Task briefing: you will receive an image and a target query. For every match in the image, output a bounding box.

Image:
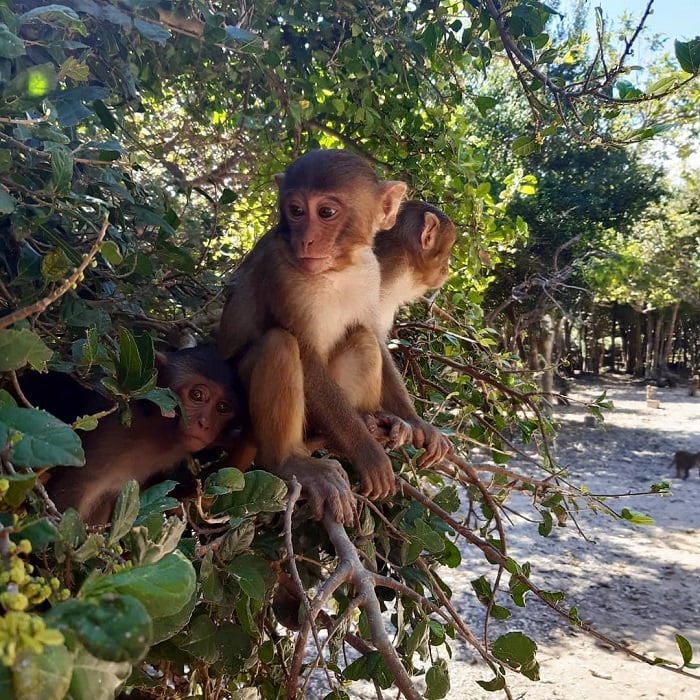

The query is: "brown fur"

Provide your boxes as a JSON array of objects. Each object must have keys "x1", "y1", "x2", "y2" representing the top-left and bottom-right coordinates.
[
  {"x1": 673, "y1": 450, "x2": 700, "y2": 479},
  {"x1": 218, "y1": 149, "x2": 406, "y2": 524},
  {"x1": 47, "y1": 346, "x2": 238, "y2": 525}
]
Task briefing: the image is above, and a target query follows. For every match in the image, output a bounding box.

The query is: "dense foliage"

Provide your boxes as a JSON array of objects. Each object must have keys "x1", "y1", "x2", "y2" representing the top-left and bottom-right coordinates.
[{"x1": 1, "y1": 1, "x2": 699, "y2": 699}]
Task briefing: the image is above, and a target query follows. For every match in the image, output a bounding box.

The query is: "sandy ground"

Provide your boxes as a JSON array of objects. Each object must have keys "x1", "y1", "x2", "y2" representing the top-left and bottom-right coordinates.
[{"x1": 436, "y1": 374, "x2": 700, "y2": 700}]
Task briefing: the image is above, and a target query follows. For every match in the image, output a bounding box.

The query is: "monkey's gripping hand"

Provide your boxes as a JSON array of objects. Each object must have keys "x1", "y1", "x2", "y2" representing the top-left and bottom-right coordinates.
[
  {"x1": 408, "y1": 418, "x2": 452, "y2": 467},
  {"x1": 278, "y1": 454, "x2": 357, "y2": 525},
  {"x1": 364, "y1": 411, "x2": 413, "y2": 451}
]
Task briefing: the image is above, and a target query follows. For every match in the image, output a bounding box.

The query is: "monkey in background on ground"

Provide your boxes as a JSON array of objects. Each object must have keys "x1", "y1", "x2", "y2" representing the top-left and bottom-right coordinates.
[
  {"x1": 218, "y1": 149, "x2": 407, "y2": 524},
  {"x1": 671, "y1": 450, "x2": 700, "y2": 479},
  {"x1": 46, "y1": 345, "x2": 240, "y2": 525},
  {"x1": 326, "y1": 200, "x2": 456, "y2": 462},
  {"x1": 688, "y1": 375, "x2": 699, "y2": 397}
]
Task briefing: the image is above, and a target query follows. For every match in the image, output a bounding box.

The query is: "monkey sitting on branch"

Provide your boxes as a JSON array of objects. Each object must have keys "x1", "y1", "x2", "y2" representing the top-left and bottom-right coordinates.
[
  {"x1": 218, "y1": 149, "x2": 412, "y2": 524},
  {"x1": 46, "y1": 345, "x2": 240, "y2": 525},
  {"x1": 325, "y1": 199, "x2": 456, "y2": 461}
]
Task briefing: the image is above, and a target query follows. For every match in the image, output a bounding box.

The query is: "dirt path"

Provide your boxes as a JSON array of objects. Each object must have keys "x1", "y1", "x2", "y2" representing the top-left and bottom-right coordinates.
[{"x1": 440, "y1": 374, "x2": 700, "y2": 699}]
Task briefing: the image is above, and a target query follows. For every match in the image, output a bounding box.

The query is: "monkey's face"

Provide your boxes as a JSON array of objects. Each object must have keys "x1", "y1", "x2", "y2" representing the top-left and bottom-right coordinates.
[
  {"x1": 176, "y1": 375, "x2": 236, "y2": 452},
  {"x1": 281, "y1": 191, "x2": 351, "y2": 274}
]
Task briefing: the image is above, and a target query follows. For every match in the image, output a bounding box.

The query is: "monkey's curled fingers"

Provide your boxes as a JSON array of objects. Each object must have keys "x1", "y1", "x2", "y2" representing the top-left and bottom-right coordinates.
[
  {"x1": 410, "y1": 419, "x2": 452, "y2": 468},
  {"x1": 351, "y1": 443, "x2": 396, "y2": 500},
  {"x1": 363, "y1": 411, "x2": 413, "y2": 451},
  {"x1": 277, "y1": 455, "x2": 356, "y2": 525}
]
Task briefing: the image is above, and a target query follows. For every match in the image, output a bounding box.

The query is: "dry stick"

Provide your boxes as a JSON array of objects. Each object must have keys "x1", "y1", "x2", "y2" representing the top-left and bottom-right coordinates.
[
  {"x1": 283, "y1": 480, "x2": 336, "y2": 698},
  {"x1": 286, "y1": 507, "x2": 423, "y2": 700},
  {"x1": 0, "y1": 218, "x2": 108, "y2": 331},
  {"x1": 399, "y1": 478, "x2": 700, "y2": 680}
]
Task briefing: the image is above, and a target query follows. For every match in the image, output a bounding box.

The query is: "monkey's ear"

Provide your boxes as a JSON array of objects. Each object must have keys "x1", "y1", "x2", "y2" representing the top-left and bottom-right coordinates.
[
  {"x1": 155, "y1": 351, "x2": 169, "y2": 368},
  {"x1": 377, "y1": 181, "x2": 407, "y2": 229},
  {"x1": 420, "y1": 212, "x2": 441, "y2": 250},
  {"x1": 274, "y1": 173, "x2": 285, "y2": 190}
]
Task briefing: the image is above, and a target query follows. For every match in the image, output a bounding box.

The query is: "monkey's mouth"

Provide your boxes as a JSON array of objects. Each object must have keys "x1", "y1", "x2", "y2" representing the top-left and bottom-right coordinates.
[
  {"x1": 297, "y1": 256, "x2": 332, "y2": 274},
  {"x1": 181, "y1": 431, "x2": 211, "y2": 451}
]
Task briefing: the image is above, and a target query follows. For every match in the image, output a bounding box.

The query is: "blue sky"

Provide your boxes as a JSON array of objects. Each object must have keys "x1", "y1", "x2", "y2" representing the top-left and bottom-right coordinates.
[
  {"x1": 573, "y1": 0, "x2": 700, "y2": 43},
  {"x1": 593, "y1": 0, "x2": 700, "y2": 42}
]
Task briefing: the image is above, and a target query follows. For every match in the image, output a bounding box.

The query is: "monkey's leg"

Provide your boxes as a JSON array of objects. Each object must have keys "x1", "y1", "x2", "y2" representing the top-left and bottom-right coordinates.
[
  {"x1": 327, "y1": 326, "x2": 412, "y2": 450},
  {"x1": 379, "y1": 344, "x2": 452, "y2": 467},
  {"x1": 243, "y1": 328, "x2": 355, "y2": 524}
]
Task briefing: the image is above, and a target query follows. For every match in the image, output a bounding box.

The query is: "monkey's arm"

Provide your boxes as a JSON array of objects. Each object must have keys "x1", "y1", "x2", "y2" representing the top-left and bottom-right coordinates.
[
  {"x1": 301, "y1": 350, "x2": 395, "y2": 499},
  {"x1": 379, "y1": 344, "x2": 452, "y2": 467}
]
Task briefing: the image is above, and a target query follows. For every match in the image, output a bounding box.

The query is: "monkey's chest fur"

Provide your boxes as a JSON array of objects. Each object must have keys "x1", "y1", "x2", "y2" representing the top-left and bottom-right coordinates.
[{"x1": 281, "y1": 248, "x2": 382, "y2": 360}]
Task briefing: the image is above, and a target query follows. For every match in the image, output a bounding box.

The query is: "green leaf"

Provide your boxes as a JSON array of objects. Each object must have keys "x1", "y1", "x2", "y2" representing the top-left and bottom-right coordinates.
[
  {"x1": 204, "y1": 467, "x2": 245, "y2": 496},
  {"x1": 133, "y1": 18, "x2": 171, "y2": 45},
  {"x1": 18, "y1": 5, "x2": 86, "y2": 34},
  {"x1": 0, "y1": 329, "x2": 53, "y2": 372},
  {"x1": 46, "y1": 594, "x2": 153, "y2": 663},
  {"x1": 100, "y1": 240, "x2": 123, "y2": 265},
  {"x1": 676, "y1": 634, "x2": 693, "y2": 665},
  {"x1": 476, "y1": 673, "x2": 506, "y2": 691},
  {"x1": 11, "y1": 644, "x2": 73, "y2": 700},
  {"x1": 425, "y1": 659, "x2": 450, "y2": 700},
  {"x1": 81, "y1": 550, "x2": 196, "y2": 630},
  {"x1": 2, "y1": 472, "x2": 37, "y2": 508},
  {"x1": 492, "y1": 631, "x2": 539, "y2": 681},
  {"x1": 45, "y1": 143, "x2": 73, "y2": 192},
  {"x1": 137, "y1": 480, "x2": 180, "y2": 523},
  {"x1": 108, "y1": 479, "x2": 140, "y2": 544},
  {"x1": 227, "y1": 554, "x2": 276, "y2": 601},
  {"x1": 0, "y1": 188, "x2": 15, "y2": 214},
  {"x1": 93, "y1": 99, "x2": 117, "y2": 132},
  {"x1": 511, "y1": 134, "x2": 540, "y2": 157},
  {"x1": 178, "y1": 614, "x2": 220, "y2": 664},
  {"x1": 474, "y1": 95, "x2": 498, "y2": 117},
  {"x1": 212, "y1": 470, "x2": 287, "y2": 517},
  {"x1": 65, "y1": 647, "x2": 132, "y2": 700},
  {"x1": 675, "y1": 38, "x2": 700, "y2": 74},
  {"x1": 620, "y1": 508, "x2": 654, "y2": 526},
  {"x1": 0, "y1": 407, "x2": 84, "y2": 468},
  {"x1": 343, "y1": 650, "x2": 393, "y2": 689},
  {"x1": 0, "y1": 23, "x2": 26, "y2": 58}
]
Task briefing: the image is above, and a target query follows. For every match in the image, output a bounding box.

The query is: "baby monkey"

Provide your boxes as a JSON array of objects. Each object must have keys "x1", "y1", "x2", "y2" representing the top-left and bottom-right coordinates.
[
  {"x1": 47, "y1": 345, "x2": 240, "y2": 525},
  {"x1": 671, "y1": 450, "x2": 700, "y2": 479}
]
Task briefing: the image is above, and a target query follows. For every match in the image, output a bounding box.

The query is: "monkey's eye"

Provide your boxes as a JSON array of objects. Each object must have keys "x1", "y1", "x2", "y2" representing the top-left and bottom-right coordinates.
[
  {"x1": 318, "y1": 206, "x2": 337, "y2": 219},
  {"x1": 287, "y1": 203, "x2": 305, "y2": 218},
  {"x1": 189, "y1": 387, "x2": 205, "y2": 402},
  {"x1": 216, "y1": 401, "x2": 233, "y2": 415}
]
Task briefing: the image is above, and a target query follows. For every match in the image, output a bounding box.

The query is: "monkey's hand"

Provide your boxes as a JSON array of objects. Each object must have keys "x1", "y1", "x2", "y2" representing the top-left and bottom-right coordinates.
[
  {"x1": 277, "y1": 455, "x2": 356, "y2": 524},
  {"x1": 409, "y1": 418, "x2": 452, "y2": 467},
  {"x1": 349, "y1": 440, "x2": 396, "y2": 501},
  {"x1": 364, "y1": 411, "x2": 413, "y2": 451}
]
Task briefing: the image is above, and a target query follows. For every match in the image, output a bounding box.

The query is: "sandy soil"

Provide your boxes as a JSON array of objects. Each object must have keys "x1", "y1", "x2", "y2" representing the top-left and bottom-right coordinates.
[{"x1": 438, "y1": 374, "x2": 700, "y2": 700}]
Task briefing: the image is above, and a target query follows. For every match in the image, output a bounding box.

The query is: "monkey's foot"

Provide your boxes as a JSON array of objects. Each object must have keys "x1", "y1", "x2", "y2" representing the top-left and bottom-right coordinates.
[
  {"x1": 409, "y1": 418, "x2": 452, "y2": 467},
  {"x1": 276, "y1": 455, "x2": 356, "y2": 525},
  {"x1": 364, "y1": 411, "x2": 413, "y2": 451}
]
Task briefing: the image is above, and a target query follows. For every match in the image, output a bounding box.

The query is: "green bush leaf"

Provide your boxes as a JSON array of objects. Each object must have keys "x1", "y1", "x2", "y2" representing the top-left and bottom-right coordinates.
[
  {"x1": 425, "y1": 658, "x2": 450, "y2": 699},
  {"x1": 203, "y1": 467, "x2": 246, "y2": 496},
  {"x1": 620, "y1": 508, "x2": 654, "y2": 526},
  {"x1": 0, "y1": 328, "x2": 53, "y2": 372},
  {"x1": 65, "y1": 647, "x2": 133, "y2": 700},
  {"x1": 81, "y1": 550, "x2": 196, "y2": 626},
  {"x1": 212, "y1": 470, "x2": 287, "y2": 517},
  {"x1": 11, "y1": 644, "x2": 73, "y2": 700},
  {"x1": 0, "y1": 407, "x2": 84, "y2": 468},
  {"x1": 46, "y1": 593, "x2": 153, "y2": 662},
  {"x1": 675, "y1": 38, "x2": 700, "y2": 74},
  {"x1": 492, "y1": 631, "x2": 539, "y2": 681},
  {"x1": 226, "y1": 554, "x2": 276, "y2": 601},
  {"x1": 108, "y1": 479, "x2": 140, "y2": 544},
  {"x1": 0, "y1": 23, "x2": 26, "y2": 58}
]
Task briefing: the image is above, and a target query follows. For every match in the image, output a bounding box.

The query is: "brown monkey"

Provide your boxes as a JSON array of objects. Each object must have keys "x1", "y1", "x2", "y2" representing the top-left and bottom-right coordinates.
[
  {"x1": 218, "y1": 149, "x2": 406, "y2": 524},
  {"x1": 47, "y1": 345, "x2": 239, "y2": 525},
  {"x1": 327, "y1": 201, "x2": 456, "y2": 462},
  {"x1": 672, "y1": 450, "x2": 700, "y2": 479}
]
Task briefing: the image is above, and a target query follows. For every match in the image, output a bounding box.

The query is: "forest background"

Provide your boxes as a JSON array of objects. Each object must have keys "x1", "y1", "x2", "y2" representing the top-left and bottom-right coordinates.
[{"x1": 0, "y1": 1, "x2": 700, "y2": 699}]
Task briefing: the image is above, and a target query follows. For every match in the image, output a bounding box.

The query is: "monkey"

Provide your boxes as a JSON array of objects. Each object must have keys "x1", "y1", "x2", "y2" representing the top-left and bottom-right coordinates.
[
  {"x1": 326, "y1": 200, "x2": 456, "y2": 460},
  {"x1": 46, "y1": 345, "x2": 240, "y2": 525},
  {"x1": 218, "y1": 149, "x2": 407, "y2": 524},
  {"x1": 688, "y1": 375, "x2": 699, "y2": 397},
  {"x1": 671, "y1": 450, "x2": 700, "y2": 479}
]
